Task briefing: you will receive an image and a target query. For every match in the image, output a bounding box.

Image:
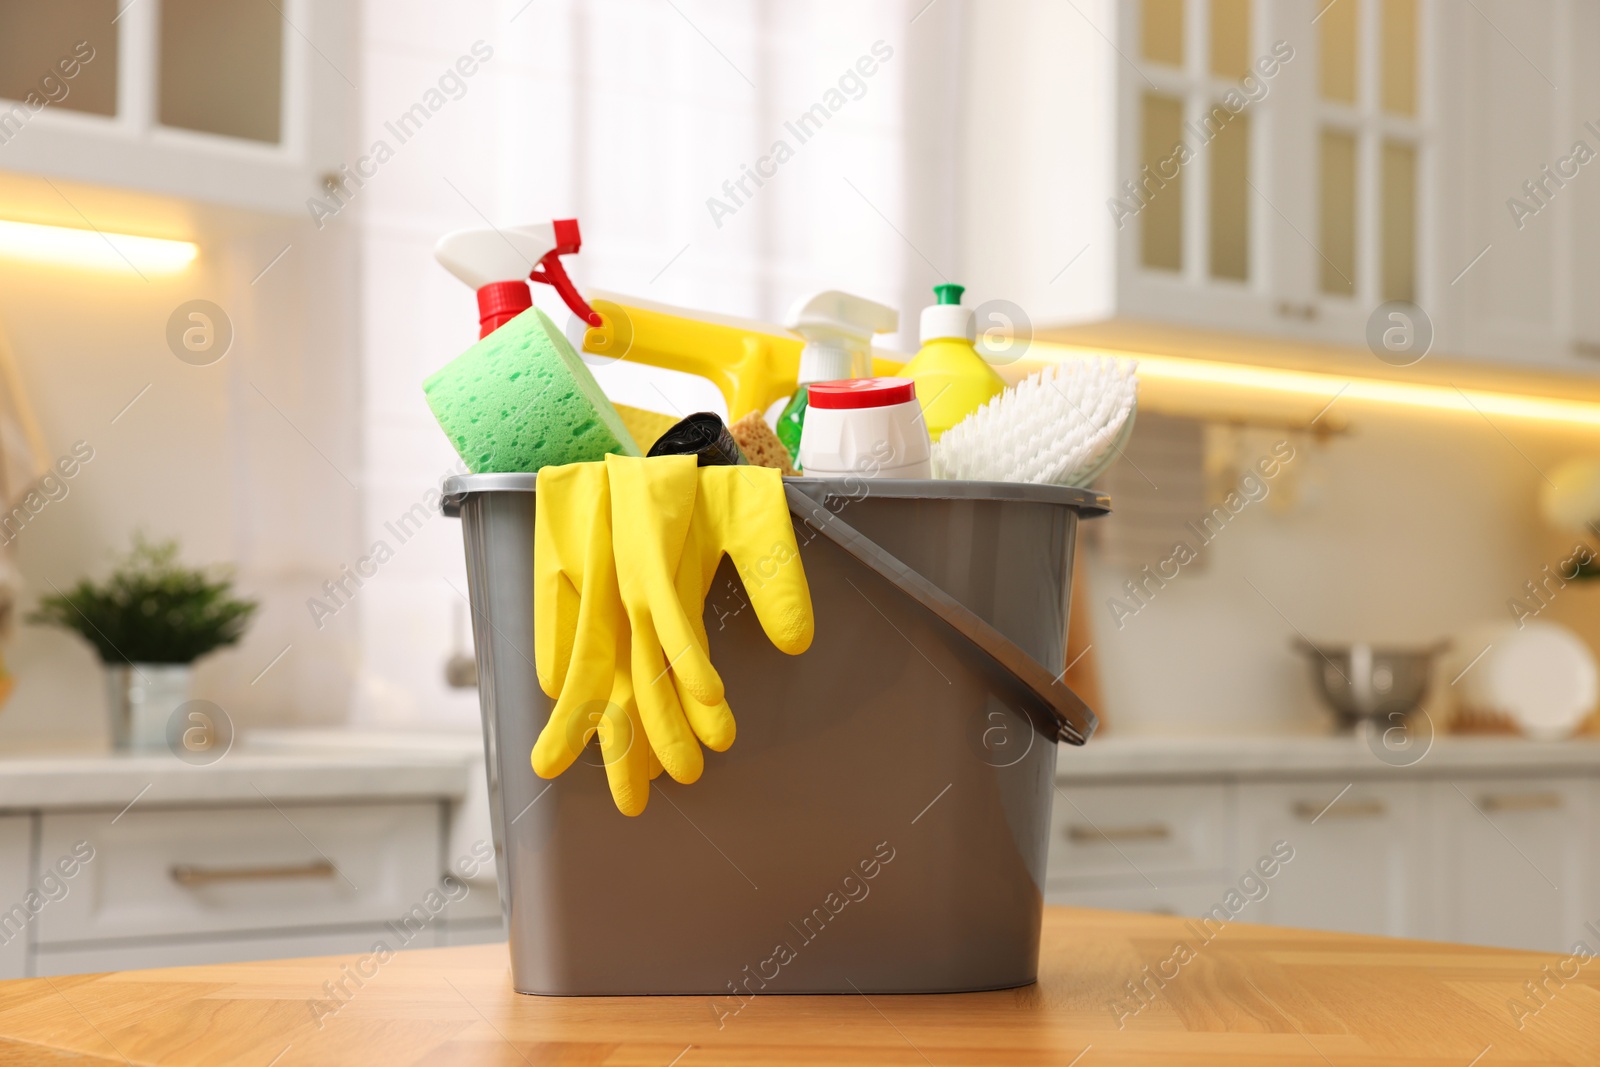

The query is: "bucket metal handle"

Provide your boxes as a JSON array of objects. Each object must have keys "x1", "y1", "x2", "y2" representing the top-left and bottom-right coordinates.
[{"x1": 785, "y1": 484, "x2": 1098, "y2": 745}]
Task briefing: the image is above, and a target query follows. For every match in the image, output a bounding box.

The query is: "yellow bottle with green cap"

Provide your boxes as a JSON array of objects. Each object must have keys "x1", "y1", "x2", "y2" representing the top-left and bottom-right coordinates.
[{"x1": 900, "y1": 283, "x2": 1006, "y2": 441}]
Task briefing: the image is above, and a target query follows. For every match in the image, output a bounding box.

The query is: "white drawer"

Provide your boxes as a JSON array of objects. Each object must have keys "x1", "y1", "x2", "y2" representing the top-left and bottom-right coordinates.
[
  {"x1": 1046, "y1": 880, "x2": 1232, "y2": 918},
  {"x1": 1048, "y1": 783, "x2": 1230, "y2": 885},
  {"x1": 38, "y1": 802, "x2": 442, "y2": 944}
]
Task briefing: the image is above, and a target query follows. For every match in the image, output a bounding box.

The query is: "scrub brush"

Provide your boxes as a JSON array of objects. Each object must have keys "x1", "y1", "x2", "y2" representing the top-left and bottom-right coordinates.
[{"x1": 931, "y1": 358, "x2": 1137, "y2": 487}]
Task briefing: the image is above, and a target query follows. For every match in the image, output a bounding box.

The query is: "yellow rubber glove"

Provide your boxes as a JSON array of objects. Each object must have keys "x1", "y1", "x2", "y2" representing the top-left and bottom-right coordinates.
[
  {"x1": 531, "y1": 461, "x2": 656, "y2": 816},
  {"x1": 607, "y1": 454, "x2": 714, "y2": 784},
  {"x1": 658, "y1": 464, "x2": 814, "y2": 754},
  {"x1": 662, "y1": 523, "x2": 739, "y2": 755},
  {"x1": 608, "y1": 459, "x2": 813, "y2": 776},
  {"x1": 685, "y1": 464, "x2": 815, "y2": 660},
  {"x1": 532, "y1": 458, "x2": 811, "y2": 812},
  {"x1": 533, "y1": 462, "x2": 611, "y2": 702}
]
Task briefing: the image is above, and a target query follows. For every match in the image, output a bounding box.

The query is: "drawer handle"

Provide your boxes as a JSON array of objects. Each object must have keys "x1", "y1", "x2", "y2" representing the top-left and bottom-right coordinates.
[
  {"x1": 1481, "y1": 792, "x2": 1563, "y2": 813},
  {"x1": 1292, "y1": 798, "x2": 1387, "y2": 820},
  {"x1": 170, "y1": 860, "x2": 336, "y2": 887},
  {"x1": 1066, "y1": 823, "x2": 1171, "y2": 844},
  {"x1": 1275, "y1": 300, "x2": 1319, "y2": 321}
]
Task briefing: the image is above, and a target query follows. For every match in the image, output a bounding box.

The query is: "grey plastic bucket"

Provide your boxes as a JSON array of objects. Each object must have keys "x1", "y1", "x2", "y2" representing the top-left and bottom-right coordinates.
[{"x1": 443, "y1": 474, "x2": 1106, "y2": 996}]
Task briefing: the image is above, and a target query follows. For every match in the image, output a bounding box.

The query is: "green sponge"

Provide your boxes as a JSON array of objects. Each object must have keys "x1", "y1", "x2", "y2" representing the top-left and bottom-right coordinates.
[{"x1": 423, "y1": 308, "x2": 641, "y2": 473}]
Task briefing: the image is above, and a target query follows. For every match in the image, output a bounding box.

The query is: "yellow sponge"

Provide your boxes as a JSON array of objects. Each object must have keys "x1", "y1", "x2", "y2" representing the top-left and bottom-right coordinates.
[{"x1": 730, "y1": 410, "x2": 797, "y2": 476}]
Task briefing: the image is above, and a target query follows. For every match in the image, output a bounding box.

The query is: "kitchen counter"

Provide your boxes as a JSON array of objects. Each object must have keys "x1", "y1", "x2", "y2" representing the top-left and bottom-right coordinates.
[
  {"x1": 0, "y1": 735, "x2": 477, "y2": 811},
  {"x1": 1058, "y1": 731, "x2": 1600, "y2": 780},
  {"x1": 0, "y1": 907, "x2": 1588, "y2": 1065},
  {"x1": 0, "y1": 732, "x2": 496, "y2": 980}
]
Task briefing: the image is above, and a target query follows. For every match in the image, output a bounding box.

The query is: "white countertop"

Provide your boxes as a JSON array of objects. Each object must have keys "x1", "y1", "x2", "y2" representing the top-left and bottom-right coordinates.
[
  {"x1": 13, "y1": 728, "x2": 1595, "y2": 809},
  {"x1": 1058, "y1": 732, "x2": 1600, "y2": 780},
  {"x1": 0, "y1": 732, "x2": 479, "y2": 811}
]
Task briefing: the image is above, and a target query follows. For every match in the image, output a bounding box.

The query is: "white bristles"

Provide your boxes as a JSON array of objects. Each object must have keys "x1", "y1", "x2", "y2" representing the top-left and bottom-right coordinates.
[{"x1": 932, "y1": 359, "x2": 1138, "y2": 486}]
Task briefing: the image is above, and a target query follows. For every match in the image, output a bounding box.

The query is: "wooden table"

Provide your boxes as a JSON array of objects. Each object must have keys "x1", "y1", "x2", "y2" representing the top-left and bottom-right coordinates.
[{"x1": 1, "y1": 908, "x2": 1596, "y2": 1066}]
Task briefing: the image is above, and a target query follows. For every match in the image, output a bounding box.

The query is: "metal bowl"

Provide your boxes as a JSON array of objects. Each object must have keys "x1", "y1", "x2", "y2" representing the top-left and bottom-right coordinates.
[{"x1": 1296, "y1": 640, "x2": 1449, "y2": 727}]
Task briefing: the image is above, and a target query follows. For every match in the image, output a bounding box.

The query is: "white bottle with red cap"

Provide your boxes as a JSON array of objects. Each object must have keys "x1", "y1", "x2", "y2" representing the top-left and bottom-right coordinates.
[
  {"x1": 797, "y1": 378, "x2": 933, "y2": 480},
  {"x1": 433, "y1": 218, "x2": 601, "y2": 338}
]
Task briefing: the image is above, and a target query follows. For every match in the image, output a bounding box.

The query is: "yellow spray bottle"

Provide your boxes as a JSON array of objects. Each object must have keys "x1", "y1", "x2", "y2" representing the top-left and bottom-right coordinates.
[{"x1": 900, "y1": 283, "x2": 1005, "y2": 441}]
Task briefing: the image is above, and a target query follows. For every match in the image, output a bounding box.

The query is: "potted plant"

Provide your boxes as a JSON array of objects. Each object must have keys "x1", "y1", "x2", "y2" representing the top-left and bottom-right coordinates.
[{"x1": 31, "y1": 536, "x2": 257, "y2": 750}]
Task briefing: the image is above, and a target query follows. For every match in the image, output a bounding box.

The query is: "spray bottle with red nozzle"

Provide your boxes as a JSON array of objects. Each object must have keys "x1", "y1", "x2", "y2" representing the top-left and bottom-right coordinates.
[{"x1": 433, "y1": 218, "x2": 601, "y2": 338}]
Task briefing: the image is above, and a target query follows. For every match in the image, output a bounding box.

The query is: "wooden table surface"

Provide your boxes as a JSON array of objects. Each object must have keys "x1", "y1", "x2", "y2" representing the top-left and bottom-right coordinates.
[{"x1": 1, "y1": 907, "x2": 1596, "y2": 1066}]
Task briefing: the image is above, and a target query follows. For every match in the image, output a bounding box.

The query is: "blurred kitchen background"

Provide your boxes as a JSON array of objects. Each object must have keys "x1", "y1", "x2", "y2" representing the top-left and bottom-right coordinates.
[{"x1": 3, "y1": 0, "x2": 1600, "y2": 976}]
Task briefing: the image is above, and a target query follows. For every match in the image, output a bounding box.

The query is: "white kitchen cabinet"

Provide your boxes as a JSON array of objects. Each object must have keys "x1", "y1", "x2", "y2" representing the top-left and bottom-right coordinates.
[
  {"x1": 1049, "y1": 765, "x2": 1598, "y2": 951},
  {"x1": 436, "y1": 861, "x2": 504, "y2": 947},
  {"x1": 1432, "y1": 1, "x2": 1600, "y2": 370},
  {"x1": 1047, "y1": 880, "x2": 1233, "y2": 917},
  {"x1": 1566, "y1": 1, "x2": 1600, "y2": 359},
  {"x1": 962, "y1": 0, "x2": 1600, "y2": 373},
  {"x1": 0, "y1": 816, "x2": 31, "y2": 979},
  {"x1": 1048, "y1": 782, "x2": 1233, "y2": 888},
  {"x1": 1055, "y1": 738, "x2": 1600, "y2": 951},
  {"x1": 0, "y1": 743, "x2": 482, "y2": 976},
  {"x1": 0, "y1": 0, "x2": 353, "y2": 215},
  {"x1": 439, "y1": 917, "x2": 504, "y2": 946},
  {"x1": 1431, "y1": 776, "x2": 1592, "y2": 953},
  {"x1": 37, "y1": 802, "x2": 442, "y2": 946},
  {"x1": 963, "y1": 0, "x2": 1422, "y2": 350},
  {"x1": 1045, "y1": 782, "x2": 1239, "y2": 916},
  {"x1": 1233, "y1": 781, "x2": 1427, "y2": 938}
]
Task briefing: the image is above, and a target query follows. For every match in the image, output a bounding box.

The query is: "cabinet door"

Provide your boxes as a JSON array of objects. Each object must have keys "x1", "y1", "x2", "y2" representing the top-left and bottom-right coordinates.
[
  {"x1": 0, "y1": 0, "x2": 351, "y2": 214},
  {"x1": 0, "y1": 816, "x2": 30, "y2": 979},
  {"x1": 1234, "y1": 781, "x2": 1425, "y2": 938},
  {"x1": 1564, "y1": 0, "x2": 1600, "y2": 357},
  {"x1": 1433, "y1": 777, "x2": 1591, "y2": 952},
  {"x1": 1116, "y1": 0, "x2": 1293, "y2": 334},
  {"x1": 1113, "y1": 0, "x2": 1431, "y2": 349},
  {"x1": 1437, "y1": 2, "x2": 1572, "y2": 368},
  {"x1": 1304, "y1": 0, "x2": 1427, "y2": 345}
]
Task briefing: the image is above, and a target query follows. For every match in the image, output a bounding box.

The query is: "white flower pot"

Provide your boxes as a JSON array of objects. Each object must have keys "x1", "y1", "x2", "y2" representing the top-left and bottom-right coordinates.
[{"x1": 105, "y1": 663, "x2": 192, "y2": 751}]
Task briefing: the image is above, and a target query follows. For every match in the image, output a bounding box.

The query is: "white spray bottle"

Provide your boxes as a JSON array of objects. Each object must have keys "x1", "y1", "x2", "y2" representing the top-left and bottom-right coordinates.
[
  {"x1": 775, "y1": 291, "x2": 898, "y2": 466},
  {"x1": 433, "y1": 218, "x2": 600, "y2": 338}
]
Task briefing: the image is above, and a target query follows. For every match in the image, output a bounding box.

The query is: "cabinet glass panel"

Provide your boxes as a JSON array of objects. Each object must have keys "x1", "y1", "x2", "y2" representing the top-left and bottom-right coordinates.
[
  {"x1": 1141, "y1": 0, "x2": 1185, "y2": 67},
  {"x1": 1209, "y1": 108, "x2": 1249, "y2": 280},
  {"x1": 1319, "y1": 129, "x2": 1357, "y2": 295},
  {"x1": 1318, "y1": 0, "x2": 1358, "y2": 103},
  {"x1": 159, "y1": 0, "x2": 283, "y2": 143},
  {"x1": 1380, "y1": 0, "x2": 1418, "y2": 115},
  {"x1": 1209, "y1": 0, "x2": 1251, "y2": 80},
  {"x1": 0, "y1": 0, "x2": 118, "y2": 117},
  {"x1": 1381, "y1": 140, "x2": 1416, "y2": 301},
  {"x1": 1140, "y1": 93, "x2": 1185, "y2": 271}
]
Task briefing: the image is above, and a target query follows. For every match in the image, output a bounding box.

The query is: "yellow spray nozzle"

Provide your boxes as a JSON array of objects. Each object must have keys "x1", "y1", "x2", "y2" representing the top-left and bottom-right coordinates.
[{"x1": 582, "y1": 291, "x2": 903, "y2": 422}]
